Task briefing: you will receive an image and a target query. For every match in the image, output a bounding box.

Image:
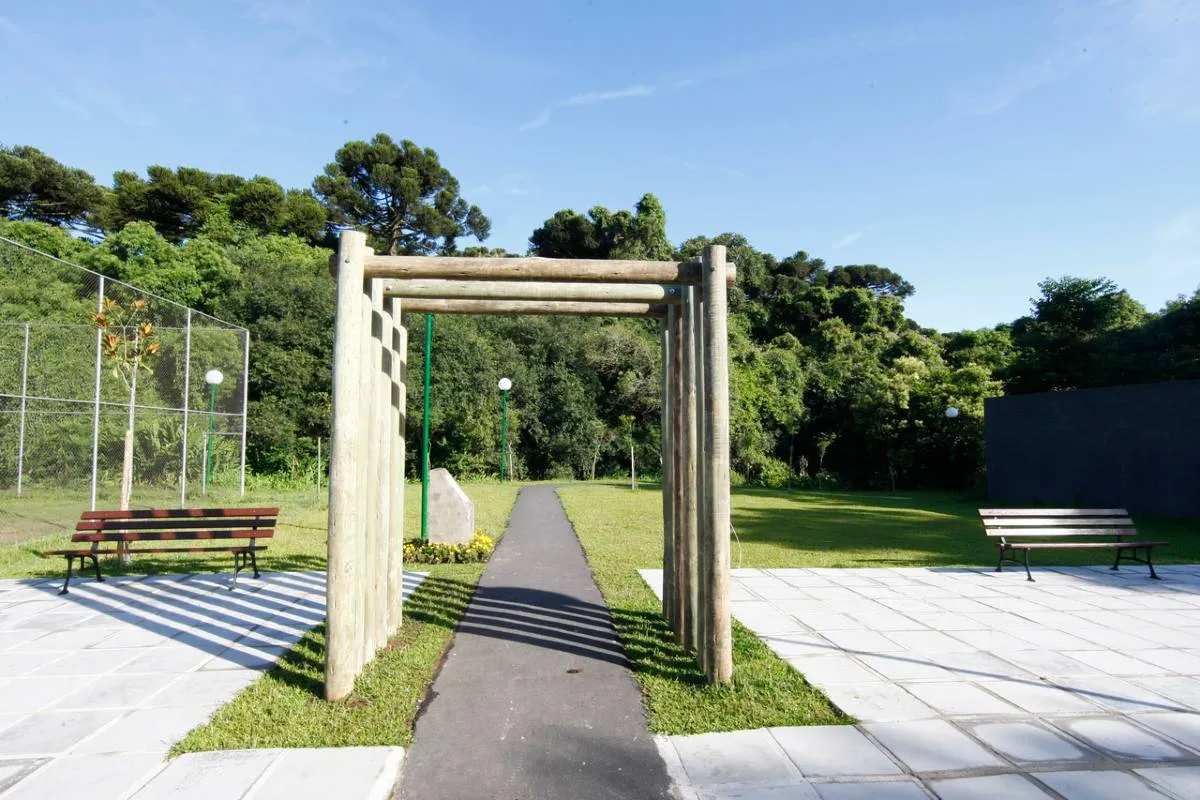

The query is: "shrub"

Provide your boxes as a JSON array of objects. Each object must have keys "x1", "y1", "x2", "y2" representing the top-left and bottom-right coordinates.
[{"x1": 403, "y1": 531, "x2": 495, "y2": 564}]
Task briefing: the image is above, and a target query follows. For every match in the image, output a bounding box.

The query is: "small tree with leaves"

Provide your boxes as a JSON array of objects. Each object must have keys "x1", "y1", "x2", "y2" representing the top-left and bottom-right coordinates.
[{"x1": 94, "y1": 298, "x2": 160, "y2": 550}]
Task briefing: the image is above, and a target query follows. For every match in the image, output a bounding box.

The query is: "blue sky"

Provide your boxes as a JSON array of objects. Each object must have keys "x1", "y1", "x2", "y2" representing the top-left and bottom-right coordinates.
[{"x1": 2, "y1": 0, "x2": 1198, "y2": 331}]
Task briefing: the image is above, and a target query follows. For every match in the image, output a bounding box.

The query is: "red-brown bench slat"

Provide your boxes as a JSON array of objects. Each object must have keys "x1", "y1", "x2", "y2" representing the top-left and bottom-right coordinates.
[
  {"x1": 80, "y1": 507, "x2": 278, "y2": 520},
  {"x1": 76, "y1": 518, "x2": 276, "y2": 532},
  {"x1": 44, "y1": 546, "x2": 269, "y2": 556},
  {"x1": 69, "y1": 530, "x2": 275, "y2": 543}
]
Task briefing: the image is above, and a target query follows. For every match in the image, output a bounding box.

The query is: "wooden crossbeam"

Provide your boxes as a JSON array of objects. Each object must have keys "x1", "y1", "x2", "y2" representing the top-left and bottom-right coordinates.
[
  {"x1": 358, "y1": 254, "x2": 737, "y2": 286},
  {"x1": 395, "y1": 299, "x2": 668, "y2": 317},
  {"x1": 383, "y1": 278, "x2": 684, "y2": 304}
]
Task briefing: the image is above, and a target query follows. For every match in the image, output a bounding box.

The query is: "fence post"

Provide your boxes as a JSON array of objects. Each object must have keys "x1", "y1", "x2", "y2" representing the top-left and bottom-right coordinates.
[
  {"x1": 387, "y1": 300, "x2": 407, "y2": 633},
  {"x1": 240, "y1": 328, "x2": 249, "y2": 496},
  {"x1": 680, "y1": 286, "x2": 699, "y2": 652},
  {"x1": 16, "y1": 323, "x2": 30, "y2": 496},
  {"x1": 180, "y1": 310, "x2": 192, "y2": 506},
  {"x1": 326, "y1": 230, "x2": 367, "y2": 701},
  {"x1": 659, "y1": 314, "x2": 675, "y2": 627},
  {"x1": 89, "y1": 277, "x2": 105, "y2": 511}
]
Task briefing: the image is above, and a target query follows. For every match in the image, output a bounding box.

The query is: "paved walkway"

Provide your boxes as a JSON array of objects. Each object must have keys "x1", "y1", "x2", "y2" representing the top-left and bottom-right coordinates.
[
  {"x1": 0, "y1": 570, "x2": 422, "y2": 799},
  {"x1": 643, "y1": 565, "x2": 1200, "y2": 799},
  {"x1": 398, "y1": 485, "x2": 673, "y2": 799}
]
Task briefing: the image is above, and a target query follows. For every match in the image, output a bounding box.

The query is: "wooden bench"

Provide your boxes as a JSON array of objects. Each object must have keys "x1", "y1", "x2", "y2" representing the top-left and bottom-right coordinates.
[
  {"x1": 979, "y1": 508, "x2": 1166, "y2": 581},
  {"x1": 43, "y1": 507, "x2": 278, "y2": 594}
]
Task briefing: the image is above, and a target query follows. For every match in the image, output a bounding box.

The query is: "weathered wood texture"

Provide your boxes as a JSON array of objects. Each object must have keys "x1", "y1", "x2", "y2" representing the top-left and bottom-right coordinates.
[
  {"x1": 371, "y1": 281, "x2": 392, "y2": 653},
  {"x1": 701, "y1": 245, "x2": 733, "y2": 685},
  {"x1": 394, "y1": 299, "x2": 667, "y2": 317},
  {"x1": 692, "y1": 285, "x2": 709, "y2": 673},
  {"x1": 669, "y1": 306, "x2": 686, "y2": 642},
  {"x1": 387, "y1": 301, "x2": 406, "y2": 633},
  {"x1": 680, "y1": 285, "x2": 700, "y2": 653},
  {"x1": 326, "y1": 230, "x2": 367, "y2": 701},
  {"x1": 362, "y1": 255, "x2": 736, "y2": 286},
  {"x1": 660, "y1": 315, "x2": 676, "y2": 629},
  {"x1": 385, "y1": 279, "x2": 683, "y2": 304}
]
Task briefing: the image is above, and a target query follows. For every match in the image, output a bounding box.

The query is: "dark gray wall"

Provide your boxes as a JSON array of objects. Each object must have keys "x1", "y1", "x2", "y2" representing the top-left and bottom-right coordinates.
[{"x1": 985, "y1": 380, "x2": 1200, "y2": 518}]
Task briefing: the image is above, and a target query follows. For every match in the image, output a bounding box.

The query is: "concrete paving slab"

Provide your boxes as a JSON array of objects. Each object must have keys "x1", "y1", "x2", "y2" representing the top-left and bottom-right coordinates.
[
  {"x1": 1136, "y1": 766, "x2": 1200, "y2": 799},
  {"x1": 1054, "y1": 717, "x2": 1194, "y2": 762},
  {"x1": 1033, "y1": 769, "x2": 1173, "y2": 799},
  {"x1": 813, "y1": 780, "x2": 930, "y2": 799},
  {"x1": 967, "y1": 721, "x2": 1099, "y2": 764},
  {"x1": 769, "y1": 726, "x2": 902, "y2": 777},
  {"x1": 1132, "y1": 712, "x2": 1200, "y2": 752},
  {"x1": 927, "y1": 773, "x2": 1055, "y2": 799},
  {"x1": 865, "y1": 720, "x2": 1007, "y2": 772},
  {"x1": 252, "y1": 747, "x2": 405, "y2": 800},
  {"x1": 698, "y1": 785, "x2": 820, "y2": 800},
  {"x1": 126, "y1": 748, "x2": 276, "y2": 799},
  {"x1": 0, "y1": 753, "x2": 162, "y2": 800},
  {"x1": 672, "y1": 729, "x2": 799, "y2": 786}
]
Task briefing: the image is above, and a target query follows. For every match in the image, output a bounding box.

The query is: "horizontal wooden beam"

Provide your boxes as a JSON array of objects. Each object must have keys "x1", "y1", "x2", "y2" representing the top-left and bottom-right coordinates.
[
  {"x1": 395, "y1": 299, "x2": 667, "y2": 317},
  {"x1": 360, "y1": 255, "x2": 736, "y2": 286},
  {"x1": 383, "y1": 278, "x2": 683, "y2": 304}
]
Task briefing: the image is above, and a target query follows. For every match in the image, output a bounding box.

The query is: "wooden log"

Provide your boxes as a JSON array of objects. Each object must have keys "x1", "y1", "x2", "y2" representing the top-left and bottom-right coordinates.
[
  {"x1": 362, "y1": 254, "x2": 737, "y2": 286},
  {"x1": 693, "y1": 287, "x2": 709, "y2": 675},
  {"x1": 386, "y1": 301, "x2": 406, "y2": 633},
  {"x1": 326, "y1": 230, "x2": 366, "y2": 701},
  {"x1": 659, "y1": 314, "x2": 675, "y2": 627},
  {"x1": 359, "y1": 276, "x2": 379, "y2": 665},
  {"x1": 680, "y1": 286, "x2": 700, "y2": 653},
  {"x1": 385, "y1": 279, "x2": 683, "y2": 304},
  {"x1": 670, "y1": 305, "x2": 686, "y2": 642},
  {"x1": 372, "y1": 281, "x2": 392, "y2": 651},
  {"x1": 701, "y1": 245, "x2": 733, "y2": 685},
  {"x1": 394, "y1": 299, "x2": 667, "y2": 317}
]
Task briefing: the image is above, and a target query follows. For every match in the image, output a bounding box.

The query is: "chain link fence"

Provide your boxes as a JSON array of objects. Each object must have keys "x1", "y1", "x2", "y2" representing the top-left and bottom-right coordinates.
[{"x1": 0, "y1": 236, "x2": 248, "y2": 508}]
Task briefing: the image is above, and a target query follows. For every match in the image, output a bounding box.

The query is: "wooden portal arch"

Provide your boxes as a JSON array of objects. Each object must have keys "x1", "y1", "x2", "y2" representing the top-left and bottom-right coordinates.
[{"x1": 324, "y1": 230, "x2": 734, "y2": 700}]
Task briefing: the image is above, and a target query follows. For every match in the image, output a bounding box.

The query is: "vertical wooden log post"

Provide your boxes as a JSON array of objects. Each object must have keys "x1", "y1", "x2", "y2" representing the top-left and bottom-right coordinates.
[
  {"x1": 680, "y1": 286, "x2": 700, "y2": 652},
  {"x1": 669, "y1": 305, "x2": 686, "y2": 642},
  {"x1": 358, "y1": 272, "x2": 379, "y2": 664},
  {"x1": 372, "y1": 281, "x2": 392, "y2": 651},
  {"x1": 386, "y1": 300, "x2": 407, "y2": 633},
  {"x1": 692, "y1": 286, "x2": 710, "y2": 674},
  {"x1": 659, "y1": 315, "x2": 675, "y2": 624},
  {"x1": 327, "y1": 230, "x2": 367, "y2": 701},
  {"x1": 701, "y1": 245, "x2": 733, "y2": 684}
]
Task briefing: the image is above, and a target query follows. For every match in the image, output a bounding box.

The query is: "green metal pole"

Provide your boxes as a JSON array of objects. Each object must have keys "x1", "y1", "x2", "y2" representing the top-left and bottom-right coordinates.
[
  {"x1": 205, "y1": 383, "x2": 217, "y2": 491},
  {"x1": 421, "y1": 314, "x2": 432, "y2": 542},
  {"x1": 500, "y1": 388, "x2": 508, "y2": 482}
]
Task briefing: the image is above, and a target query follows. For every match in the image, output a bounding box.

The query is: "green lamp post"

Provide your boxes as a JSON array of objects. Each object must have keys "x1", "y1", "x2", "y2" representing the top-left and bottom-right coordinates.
[
  {"x1": 203, "y1": 368, "x2": 223, "y2": 495},
  {"x1": 498, "y1": 377, "x2": 512, "y2": 482}
]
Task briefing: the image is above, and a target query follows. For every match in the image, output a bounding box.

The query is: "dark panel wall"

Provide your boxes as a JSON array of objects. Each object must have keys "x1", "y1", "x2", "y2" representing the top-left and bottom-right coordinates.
[{"x1": 985, "y1": 380, "x2": 1200, "y2": 518}]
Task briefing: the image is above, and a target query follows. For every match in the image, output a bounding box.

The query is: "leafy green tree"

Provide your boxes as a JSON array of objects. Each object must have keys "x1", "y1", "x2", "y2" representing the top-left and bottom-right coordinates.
[
  {"x1": 0, "y1": 145, "x2": 106, "y2": 233},
  {"x1": 314, "y1": 133, "x2": 490, "y2": 255},
  {"x1": 529, "y1": 193, "x2": 671, "y2": 260}
]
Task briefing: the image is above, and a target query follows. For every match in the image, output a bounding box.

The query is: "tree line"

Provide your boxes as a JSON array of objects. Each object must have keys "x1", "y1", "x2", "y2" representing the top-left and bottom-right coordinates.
[{"x1": 2, "y1": 136, "x2": 1198, "y2": 490}]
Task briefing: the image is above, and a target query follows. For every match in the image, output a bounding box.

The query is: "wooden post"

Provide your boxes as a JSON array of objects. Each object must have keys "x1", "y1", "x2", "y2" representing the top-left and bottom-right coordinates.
[
  {"x1": 387, "y1": 300, "x2": 407, "y2": 633},
  {"x1": 326, "y1": 230, "x2": 367, "y2": 701},
  {"x1": 659, "y1": 314, "x2": 675, "y2": 625},
  {"x1": 680, "y1": 286, "x2": 700, "y2": 652},
  {"x1": 701, "y1": 245, "x2": 733, "y2": 684},
  {"x1": 358, "y1": 274, "x2": 379, "y2": 665},
  {"x1": 385, "y1": 279, "x2": 684, "y2": 304},
  {"x1": 693, "y1": 286, "x2": 710, "y2": 675},
  {"x1": 372, "y1": 281, "x2": 392, "y2": 651},
  {"x1": 670, "y1": 305, "x2": 686, "y2": 642}
]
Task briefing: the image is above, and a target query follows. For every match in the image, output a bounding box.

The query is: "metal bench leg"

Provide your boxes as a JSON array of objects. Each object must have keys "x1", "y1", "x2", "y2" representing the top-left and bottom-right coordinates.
[
  {"x1": 1146, "y1": 547, "x2": 1160, "y2": 580},
  {"x1": 60, "y1": 556, "x2": 75, "y2": 595},
  {"x1": 1111, "y1": 548, "x2": 1122, "y2": 571},
  {"x1": 89, "y1": 554, "x2": 104, "y2": 583},
  {"x1": 249, "y1": 549, "x2": 260, "y2": 579},
  {"x1": 230, "y1": 552, "x2": 244, "y2": 591},
  {"x1": 996, "y1": 545, "x2": 1005, "y2": 573},
  {"x1": 1023, "y1": 549, "x2": 1034, "y2": 582}
]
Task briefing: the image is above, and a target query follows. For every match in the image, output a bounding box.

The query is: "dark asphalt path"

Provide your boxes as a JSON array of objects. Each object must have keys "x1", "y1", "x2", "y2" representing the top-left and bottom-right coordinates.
[{"x1": 397, "y1": 485, "x2": 674, "y2": 800}]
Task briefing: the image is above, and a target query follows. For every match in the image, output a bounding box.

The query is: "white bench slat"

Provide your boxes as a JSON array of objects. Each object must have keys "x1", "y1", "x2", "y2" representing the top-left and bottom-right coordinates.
[
  {"x1": 983, "y1": 528, "x2": 1140, "y2": 537},
  {"x1": 978, "y1": 508, "x2": 1127, "y2": 517},
  {"x1": 982, "y1": 517, "x2": 1134, "y2": 527}
]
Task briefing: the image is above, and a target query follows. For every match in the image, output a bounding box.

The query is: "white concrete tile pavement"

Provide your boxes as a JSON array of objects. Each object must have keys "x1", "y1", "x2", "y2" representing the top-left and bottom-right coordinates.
[
  {"x1": 0, "y1": 570, "x2": 425, "y2": 799},
  {"x1": 646, "y1": 565, "x2": 1200, "y2": 799}
]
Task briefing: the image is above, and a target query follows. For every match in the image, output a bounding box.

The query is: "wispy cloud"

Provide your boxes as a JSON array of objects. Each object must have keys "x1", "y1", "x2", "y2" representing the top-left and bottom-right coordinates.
[
  {"x1": 515, "y1": 108, "x2": 551, "y2": 133},
  {"x1": 832, "y1": 231, "x2": 865, "y2": 249},
  {"x1": 469, "y1": 184, "x2": 494, "y2": 195},
  {"x1": 504, "y1": 188, "x2": 529, "y2": 196},
  {"x1": 562, "y1": 84, "x2": 655, "y2": 106},
  {"x1": 956, "y1": 0, "x2": 1200, "y2": 121},
  {"x1": 1157, "y1": 209, "x2": 1200, "y2": 246}
]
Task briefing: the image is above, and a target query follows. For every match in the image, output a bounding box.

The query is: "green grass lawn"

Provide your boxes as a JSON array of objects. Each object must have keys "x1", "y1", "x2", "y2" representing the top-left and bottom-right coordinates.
[{"x1": 558, "y1": 483, "x2": 1200, "y2": 735}]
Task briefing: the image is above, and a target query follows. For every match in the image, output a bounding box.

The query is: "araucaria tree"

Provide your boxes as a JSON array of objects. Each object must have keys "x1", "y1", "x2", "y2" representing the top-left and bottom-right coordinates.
[{"x1": 313, "y1": 133, "x2": 490, "y2": 255}]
